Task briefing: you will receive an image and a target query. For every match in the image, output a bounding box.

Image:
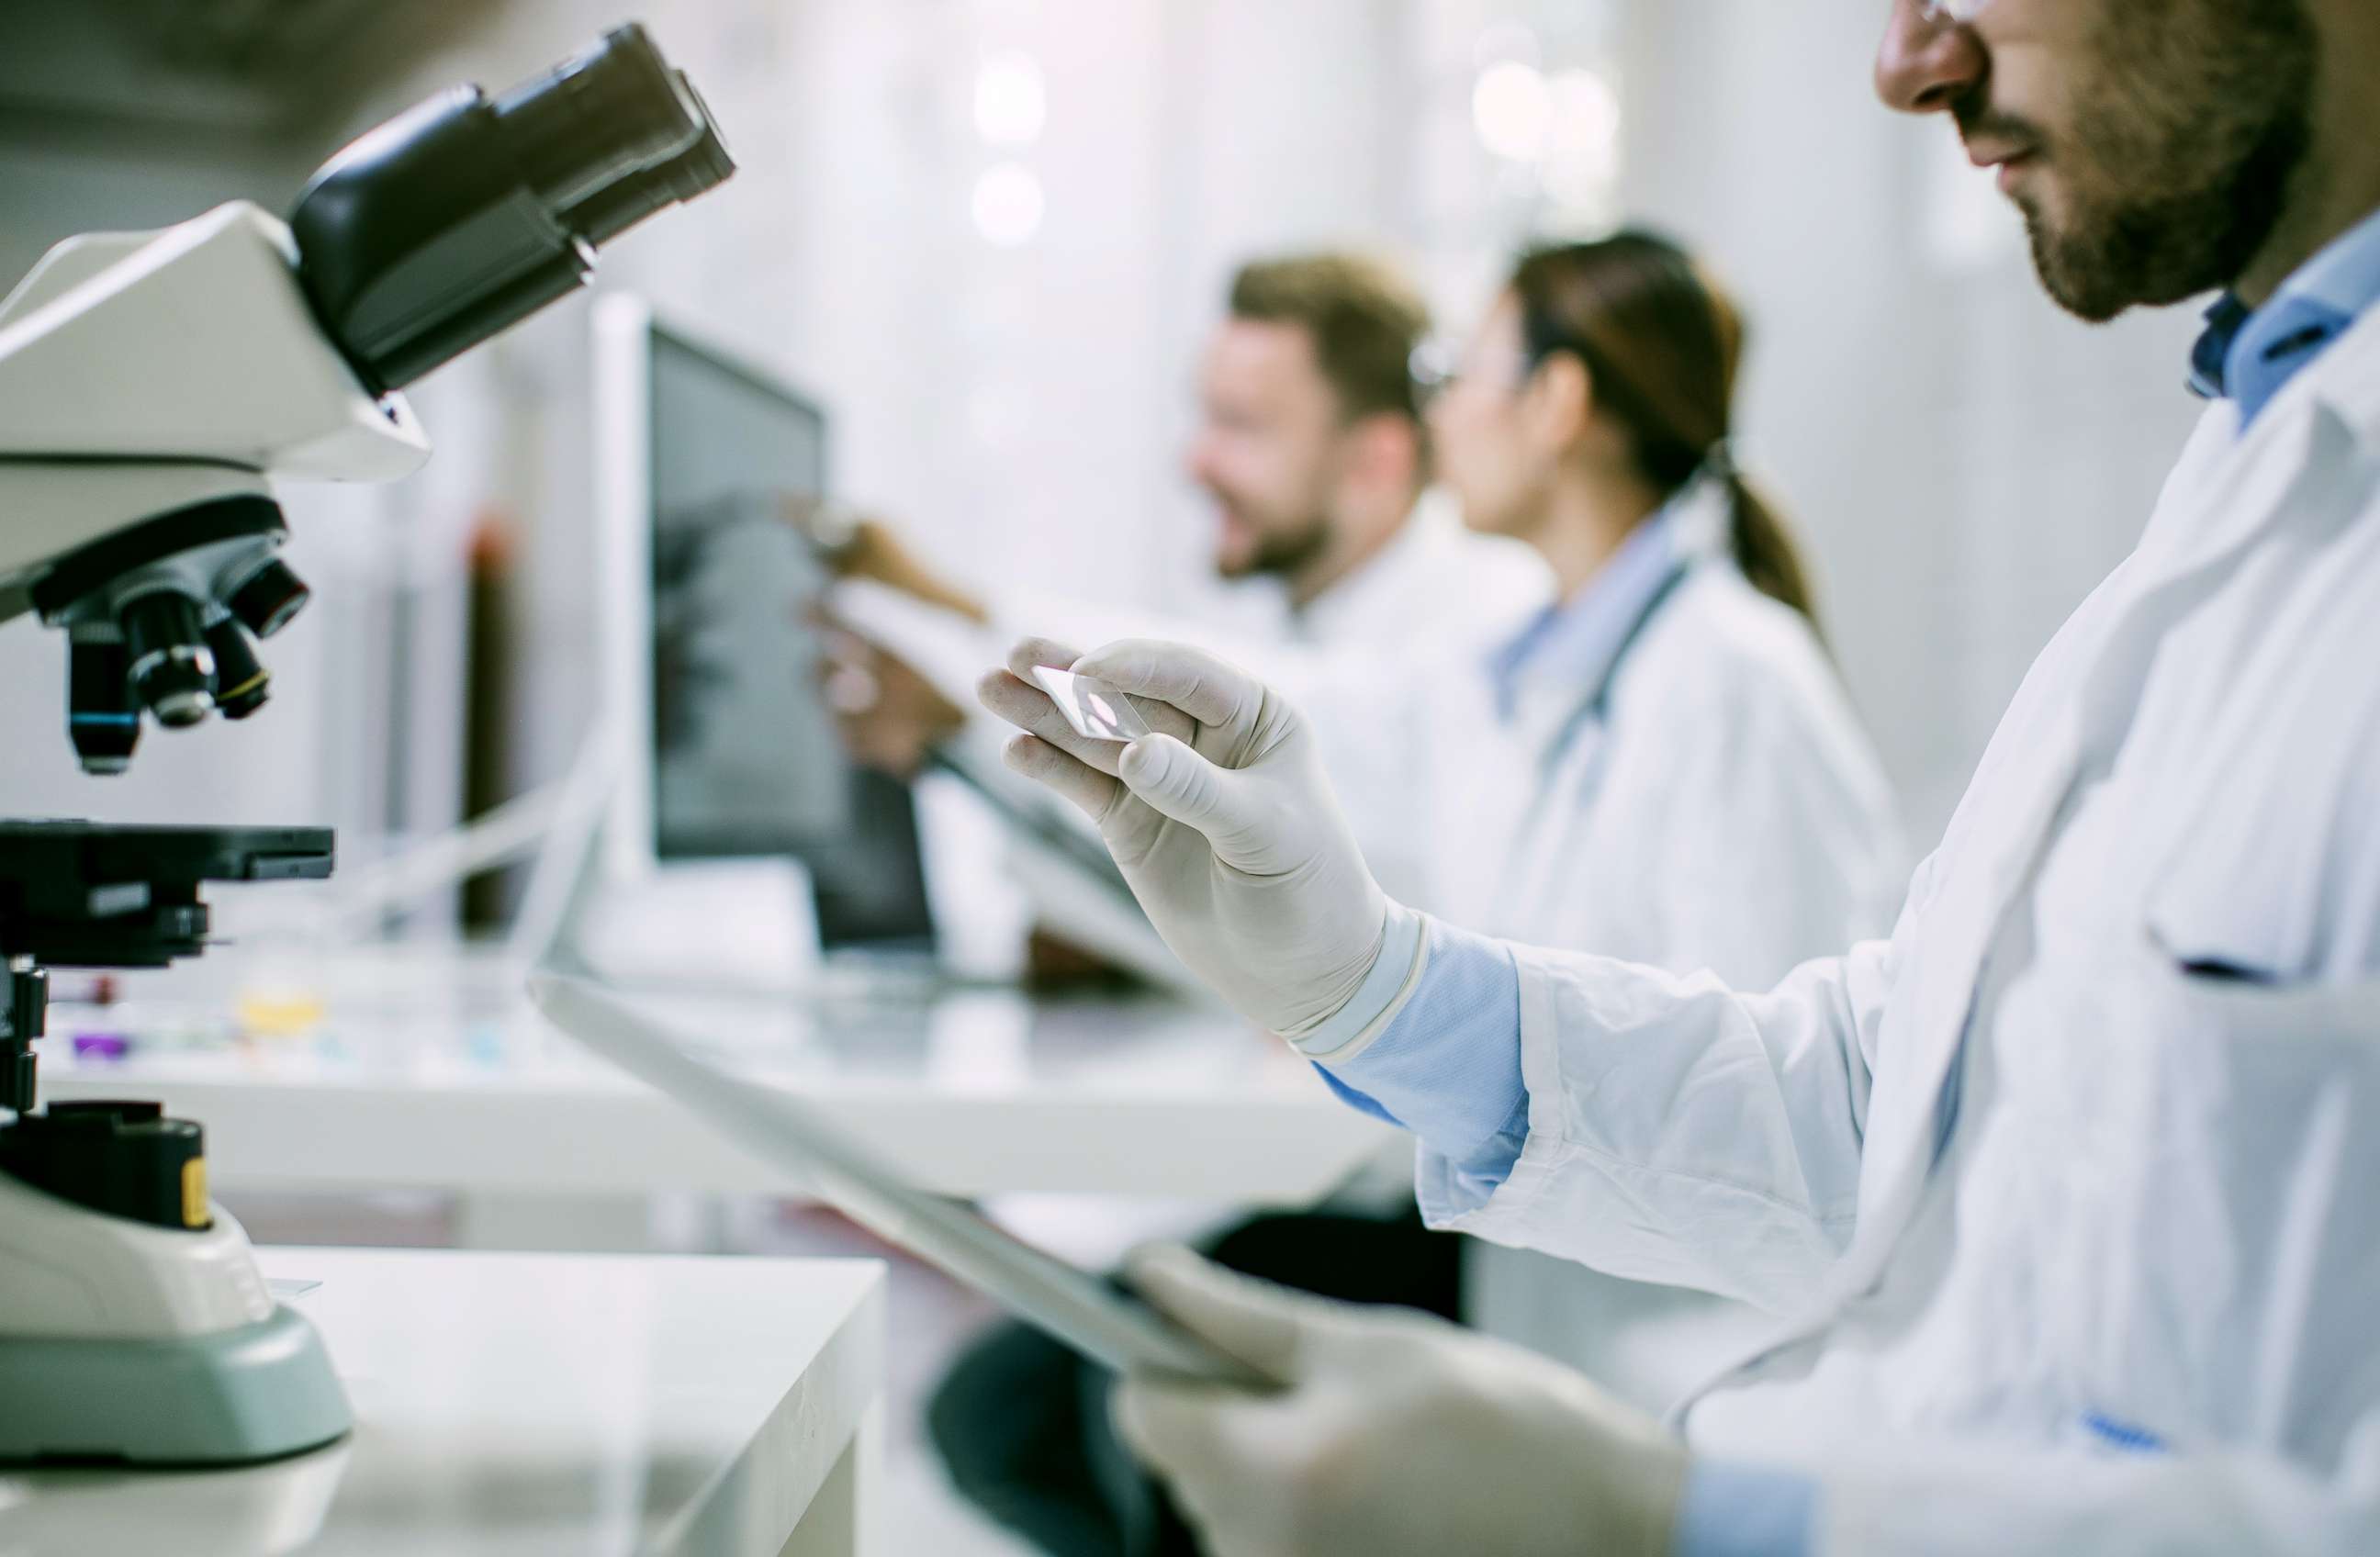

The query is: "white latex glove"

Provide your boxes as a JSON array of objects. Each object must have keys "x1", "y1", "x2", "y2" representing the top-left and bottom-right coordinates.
[
  {"x1": 1114, "y1": 1244, "x2": 1689, "y2": 1557},
  {"x1": 978, "y1": 637, "x2": 1418, "y2": 1047}
]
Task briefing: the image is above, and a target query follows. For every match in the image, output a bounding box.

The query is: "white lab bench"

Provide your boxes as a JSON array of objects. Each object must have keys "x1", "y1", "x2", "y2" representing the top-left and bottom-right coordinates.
[
  {"x1": 32, "y1": 947, "x2": 1398, "y2": 1247},
  {"x1": 0, "y1": 1246, "x2": 887, "y2": 1556}
]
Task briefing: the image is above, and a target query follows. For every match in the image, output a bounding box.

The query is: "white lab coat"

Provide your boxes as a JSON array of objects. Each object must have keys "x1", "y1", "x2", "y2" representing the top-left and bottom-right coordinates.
[
  {"x1": 1418, "y1": 304, "x2": 2380, "y2": 1551},
  {"x1": 1274, "y1": 490, "x2": 1552, "y2": 655},
  {"x1": 1433, "y1": 488, "x2": 1902, "y2": 960},
  {"x1": 1301, "y1": 484, "x2": 1903, "y2": 1406}
]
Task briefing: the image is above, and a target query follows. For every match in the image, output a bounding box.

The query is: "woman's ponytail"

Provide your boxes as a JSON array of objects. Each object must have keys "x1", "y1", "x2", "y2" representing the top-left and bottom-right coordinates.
[
  {"x1": 1513, "y1": 235, "x2": 1824, "y2": 642},
  {"x1": 1719, "y1": 461, "x2": 1822, "y2": 638}
]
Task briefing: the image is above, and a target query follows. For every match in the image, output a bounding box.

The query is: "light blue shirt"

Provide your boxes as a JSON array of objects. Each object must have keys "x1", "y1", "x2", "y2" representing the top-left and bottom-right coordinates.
[
  {"x1": 1486, "y1": 506, "x2": 1685, "y2": 721},
  {"x1": 2191, "y1": 203, "x2": 2380, "y2": 428},
  {"x1": 1319, "y1": 203, "x2": 2380, "y2": 1557}
]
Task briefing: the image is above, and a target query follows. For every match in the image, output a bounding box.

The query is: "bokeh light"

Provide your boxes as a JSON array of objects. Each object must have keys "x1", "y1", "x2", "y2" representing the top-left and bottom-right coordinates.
[
  {"x1": 971, "y1": 162, "x2": 1046, "y2": 246},
  {"x1": 1472, "y1": 61, "x2": 1551, "y2": 162},
  {"x1": 974, "y1": 50, "x2": 1047, "y2": 146}
]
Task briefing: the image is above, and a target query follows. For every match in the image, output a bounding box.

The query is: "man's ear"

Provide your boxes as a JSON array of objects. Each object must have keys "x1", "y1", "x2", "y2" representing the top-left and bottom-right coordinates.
[{"x1": 1338, "y1": 411, "x2": 1426, "y2": 497}]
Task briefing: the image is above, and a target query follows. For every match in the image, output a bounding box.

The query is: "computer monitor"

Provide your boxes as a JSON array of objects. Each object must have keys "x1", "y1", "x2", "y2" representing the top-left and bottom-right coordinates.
[{"x1": 592, "y1": 295, "x2": 936, "y2": 954}]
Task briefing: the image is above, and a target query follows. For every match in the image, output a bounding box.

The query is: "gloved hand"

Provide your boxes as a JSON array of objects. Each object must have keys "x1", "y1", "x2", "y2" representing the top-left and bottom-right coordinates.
[
  {"x1": 977, "y1": 637, "x2": 1409, "y2": 1046},
  {"x1": 1115, "y1": 1245, "x2": 1689, "y2": 1557}
]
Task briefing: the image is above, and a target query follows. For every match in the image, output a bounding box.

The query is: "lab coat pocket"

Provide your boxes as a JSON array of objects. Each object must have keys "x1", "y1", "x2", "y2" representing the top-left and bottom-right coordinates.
[{"x1": 2043, "y1": 955, "x2": 2380, "y2": 1467}]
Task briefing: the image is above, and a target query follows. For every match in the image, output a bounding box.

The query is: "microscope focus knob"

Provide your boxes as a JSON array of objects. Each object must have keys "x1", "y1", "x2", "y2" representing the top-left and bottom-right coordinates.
[
  {"x1": 0, "y1": 1101, "x2": 212, "y2": 1232},
  {"x1": 118, "y1": 592, "x2": 218, "y2": 729}
]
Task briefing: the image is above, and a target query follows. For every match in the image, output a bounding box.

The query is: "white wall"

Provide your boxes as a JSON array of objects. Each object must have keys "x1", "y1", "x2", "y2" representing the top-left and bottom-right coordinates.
[
  {"x1": 1, "y1": 0, "x2": 2220, "y2": 868},
  {"x1": 336, "y1": 0, "x2": 1459, "y2": 806}
]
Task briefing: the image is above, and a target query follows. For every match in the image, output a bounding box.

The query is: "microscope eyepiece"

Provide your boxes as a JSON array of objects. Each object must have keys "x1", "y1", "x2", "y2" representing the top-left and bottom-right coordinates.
[
  {"x1": 288, "y1": 23, "x2": 735, "y2": 394},
  {"x1": 489, "y1": 28, "x2": 720, "y2": 218},
  {"x1": 118, "y1": 592, "x2": 217, "y2": 730},
  {"x1": 556, "y1": 82, "x2": 736, "y2": 248}
]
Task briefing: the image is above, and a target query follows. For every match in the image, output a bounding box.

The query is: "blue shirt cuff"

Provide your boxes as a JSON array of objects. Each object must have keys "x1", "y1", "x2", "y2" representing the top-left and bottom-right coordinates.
[
  {"x1": 1314, "y1": 917, "x2": 1528, "y2": 1189},
  {"x1": 1286, "y1": 902, "x2": 1428, "y2": 1056},
  {"x1": 1673, "y1": 1461, "x2": 1820, "y2": 1557}
]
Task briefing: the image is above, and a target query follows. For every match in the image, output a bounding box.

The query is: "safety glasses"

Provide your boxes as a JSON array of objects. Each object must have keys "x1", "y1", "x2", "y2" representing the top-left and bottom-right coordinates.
[
  {"x1": 1409, "y1": 341, "x2": 1457, "y2": 403},
  {"x1": 1409, "y1": 339, "x2": 1535, "y2": 405}
]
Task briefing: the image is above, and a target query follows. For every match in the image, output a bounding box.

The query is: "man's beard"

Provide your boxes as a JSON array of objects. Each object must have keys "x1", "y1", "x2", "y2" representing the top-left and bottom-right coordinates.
[
  {"x1": 1982, "y1": 0, "x2": 2318, "y2": 323},
  {"x1": 1220, "y1": 510, "x2": 1333, "y2": 581}
]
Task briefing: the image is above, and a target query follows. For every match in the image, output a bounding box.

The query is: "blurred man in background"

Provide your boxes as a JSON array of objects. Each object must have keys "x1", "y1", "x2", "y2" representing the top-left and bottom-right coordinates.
[{"x1": 818, "y1": 251, "x2": 1548, "y2": 780}]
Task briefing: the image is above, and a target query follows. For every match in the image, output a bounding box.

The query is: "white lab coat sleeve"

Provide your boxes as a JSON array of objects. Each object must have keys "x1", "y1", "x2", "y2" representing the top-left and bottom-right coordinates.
[
  {"x1": 1811, "y1": 1430, "x2": 2380, "y2": 1553},
  {"x1": 1419, "y1": 864, "x2": 1924, "y2": 1316}
]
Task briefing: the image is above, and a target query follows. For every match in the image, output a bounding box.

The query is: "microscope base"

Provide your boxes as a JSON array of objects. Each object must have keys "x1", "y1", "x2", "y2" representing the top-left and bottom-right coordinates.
[{"x1": 0, "y1": 1304, "x2": 351, "y2": 1466}]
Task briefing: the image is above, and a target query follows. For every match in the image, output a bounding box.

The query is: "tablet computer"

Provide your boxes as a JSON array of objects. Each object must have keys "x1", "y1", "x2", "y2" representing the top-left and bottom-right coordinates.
[{"x1": 528, "y1": 970, "x2": 1274, "y2": 1389}]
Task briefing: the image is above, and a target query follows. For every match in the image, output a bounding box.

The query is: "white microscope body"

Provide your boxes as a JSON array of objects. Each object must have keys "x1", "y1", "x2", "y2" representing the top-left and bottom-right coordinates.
[
  {"x1": 0, "y1": 203, "x2": 428, "y2": 767},
  {"x1": 0, "y1": 20, "x2": 733, "y2": 1468},
  {"x1": 0, "y1": 198, "x2": 431, "y2": 609}
]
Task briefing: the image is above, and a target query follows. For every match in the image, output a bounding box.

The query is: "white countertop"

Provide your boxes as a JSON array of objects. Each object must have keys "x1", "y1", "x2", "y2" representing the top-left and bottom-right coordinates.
[
  {"x1": 0, "y1": 1246, "x2": 887, "y2": 1556},
  {"x1": 34, "y1": 948, "x2": 1396, "y2": 1204}
]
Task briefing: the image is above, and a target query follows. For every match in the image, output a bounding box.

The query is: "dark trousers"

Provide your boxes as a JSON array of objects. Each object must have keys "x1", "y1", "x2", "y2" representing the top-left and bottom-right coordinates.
[{"x1": 927, "y1": 1206, "x2": 1465, "y2": 1557}]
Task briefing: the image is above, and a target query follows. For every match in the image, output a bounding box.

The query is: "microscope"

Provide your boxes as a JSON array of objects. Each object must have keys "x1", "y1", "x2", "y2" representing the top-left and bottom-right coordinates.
[{"x1": 0, "y1": 24, "x2": 732, "y2": 1465}]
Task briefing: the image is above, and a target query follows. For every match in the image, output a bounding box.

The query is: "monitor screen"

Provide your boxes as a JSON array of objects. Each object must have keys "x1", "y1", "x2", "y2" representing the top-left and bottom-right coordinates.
[{"x1": 646, "y1": 326, "x2": 936, "y2": 951}]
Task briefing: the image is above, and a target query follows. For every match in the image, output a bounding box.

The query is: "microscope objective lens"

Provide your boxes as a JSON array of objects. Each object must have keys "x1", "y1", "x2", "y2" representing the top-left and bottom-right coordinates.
[
  {"x1": 66, "y1": 636, "x2": 140, "y2": 774},
  {"x1": 224, "y1": 558, "x2": 310, "y2": 640},
  {"x1": 119, "y1": 593, "x2": 219, "y2": 729},
  {"x1": 204, "y1": 619, "x2": 271, "y2": 721}
]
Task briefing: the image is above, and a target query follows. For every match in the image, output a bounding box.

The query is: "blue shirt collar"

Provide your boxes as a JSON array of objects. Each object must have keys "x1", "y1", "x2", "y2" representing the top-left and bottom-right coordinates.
[
  {"x1": 2191, "y1": 203, "x2": 2380, "y2": 429},
  {"x1": 1488, "y1": 499, "x2": 1688, "y2": 719}
]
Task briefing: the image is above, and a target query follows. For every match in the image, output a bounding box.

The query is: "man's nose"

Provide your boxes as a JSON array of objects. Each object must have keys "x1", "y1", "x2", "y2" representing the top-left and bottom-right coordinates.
[
  {"x1": 1184, "y1": 429, "x2": 1227, "y2": 487},
  {"x1": 1875, "y1": 1, "x2": 1987, "y2": 116}
]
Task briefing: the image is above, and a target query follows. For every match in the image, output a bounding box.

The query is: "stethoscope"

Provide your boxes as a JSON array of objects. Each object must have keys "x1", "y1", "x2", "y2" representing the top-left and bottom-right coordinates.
[
  {"x1": 1528, "y1": 558, "x2": 1696, "y2": 785},
  {"x1": 1489, "y1": 558, "x2": 1697, "y2": 917}
]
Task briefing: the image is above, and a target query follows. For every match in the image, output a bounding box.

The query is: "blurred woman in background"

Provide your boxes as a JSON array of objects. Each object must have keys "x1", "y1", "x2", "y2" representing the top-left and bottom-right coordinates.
[
  {"x1": 1414, "y1": 232, "x2": 1899, "y2": 984},
  {"x1": 1370, "y1": 230, "x2": 1905, "y2": 1408}
]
